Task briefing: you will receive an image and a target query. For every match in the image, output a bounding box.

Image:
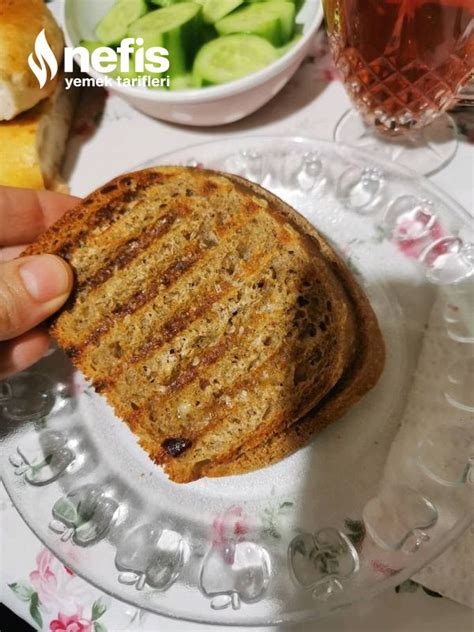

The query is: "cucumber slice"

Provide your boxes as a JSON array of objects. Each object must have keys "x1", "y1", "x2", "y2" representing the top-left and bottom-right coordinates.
[
  {"x1": 79, "y1": 41, "x2": 139, "y2": 80},
  {"x1": 149, "y1": 0, "x2": 196, "y2": 5},
  {"x1": 193, "y1": 34, "x2": 278, "y2": 86},
  {"x1": 215, "y1": 2, "x2": 295, "y2": 47},
  {"x1": 107, "y1": 55, "x2": 139, "y2": 81},
  {"x1": 276, "y1": 28, "x2": 303, "y2": 56},
  {"x1": 202, "y1": 23, "x2": 218, "y2": 44},
  {"x1": 149, "y1": 0, "x2": 180, "y2": 6},
  {"x1": 246, "y1": 0, "x2": 304, "y2": 11},
  {"x1": 109, "y1": 66, "x2": 140, "y2": 81},
  {"x1": 95, "y1": 0, "x2": 148, "y2": 46},
  {"x1": 79, "y1": 40, "x2": 140, "y2": 79},
  {"x1": 79, "y1": 40, "x2": 102, "y2": 55},
  {"x1": 128, "y1": 4, "x2": 202, "y2": 77},
  {"x1": 169, "y1": 74, "x2": 202, "y2": 90},
  {"x1": 202, "y1": 0, "x2": 244, "y2": 25}
]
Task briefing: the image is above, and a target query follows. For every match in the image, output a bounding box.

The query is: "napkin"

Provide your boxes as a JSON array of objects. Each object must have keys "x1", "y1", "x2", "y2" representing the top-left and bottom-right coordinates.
[{"x1": 381, "y1": 282, "x2": 474, "y2": 608}]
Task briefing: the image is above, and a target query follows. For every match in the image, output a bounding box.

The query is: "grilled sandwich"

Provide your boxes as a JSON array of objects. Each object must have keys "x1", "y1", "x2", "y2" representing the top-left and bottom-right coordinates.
[{"x1": 24, "y1": 167, "x2": 384, "y2": 482}]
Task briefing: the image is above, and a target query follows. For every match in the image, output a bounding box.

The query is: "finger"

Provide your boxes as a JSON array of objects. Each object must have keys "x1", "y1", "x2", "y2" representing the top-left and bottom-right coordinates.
[
  {"x1": 0, "y1": 254, "x2": 73, "y2": 341},
  {"x1": 0, "y1": 245, "x2": 26, "y2": 263},
  {"x1": 0, "y1": 327, "x2": 50, "y2": 379},
  {"x1": 0, "y1": 186, "x2": 80, "y2": 246}
]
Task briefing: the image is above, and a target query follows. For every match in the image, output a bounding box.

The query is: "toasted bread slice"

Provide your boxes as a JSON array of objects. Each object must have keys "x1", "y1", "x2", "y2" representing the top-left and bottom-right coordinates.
[
  {"x1": 24, "y1": 167, "x2": 360, "y2": 482},
  {"x1": 203, "y1": 175, "x2": 385, "y2": 477}
]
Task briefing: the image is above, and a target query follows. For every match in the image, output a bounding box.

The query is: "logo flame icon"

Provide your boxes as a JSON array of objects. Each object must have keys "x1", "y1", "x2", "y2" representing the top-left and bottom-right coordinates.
[{"x1": 28, "y1": 29, "x2": 58, "y2": 88}]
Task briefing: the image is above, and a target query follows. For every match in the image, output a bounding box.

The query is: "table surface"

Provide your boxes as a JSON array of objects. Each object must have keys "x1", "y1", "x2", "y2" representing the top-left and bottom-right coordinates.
[{"x1": 1, "y1": 16, "x2": 473, "y2": 632}]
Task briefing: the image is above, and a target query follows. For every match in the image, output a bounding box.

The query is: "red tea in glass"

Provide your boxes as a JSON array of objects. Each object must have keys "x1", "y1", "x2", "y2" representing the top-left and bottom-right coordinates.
[{"x1": 324, "y1": 0, "x2": 474, "y2": 134}]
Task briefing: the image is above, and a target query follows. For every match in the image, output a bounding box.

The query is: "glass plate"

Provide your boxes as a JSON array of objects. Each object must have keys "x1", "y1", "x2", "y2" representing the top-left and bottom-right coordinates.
[{"x1": 1, "y1": 138, "x2": 473, "y2": 627}]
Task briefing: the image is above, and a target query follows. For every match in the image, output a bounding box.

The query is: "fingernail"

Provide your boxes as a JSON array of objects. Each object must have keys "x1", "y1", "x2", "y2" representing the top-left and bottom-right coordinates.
[{"x1": 19, "y1": 255, "x2": 71, "y2": 303}]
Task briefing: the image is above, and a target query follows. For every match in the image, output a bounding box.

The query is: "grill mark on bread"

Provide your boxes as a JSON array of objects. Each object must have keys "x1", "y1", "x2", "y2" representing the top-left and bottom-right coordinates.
[
  {"x1": 76, "y1": 250, "x2": 201, "y2": 351},
  {"x1": 206, "y1": 307, "x2": 374, "y2": 479},
  {"x1": 68, "y1": 206, "x2": 266, "y2": 357},
  {"x1": 23, "y1": 171, "x2": 176, "y2": 261},
  {"x1": 123, "y1": 257, "x2": 333, "y2": 449},
  {"x1": 82, "y1": 213, "x2": 177, "y2": 291},
  {"x1": 105, "y1": 247, "x2": 299, "y2": 423},
  {"x1": 126, "y1": 311, "x2": 271, "y2": 437},
  {"x1": 166, "y1": 331, "x2": 237, "y2": 393},
  {"x1": 109, "y1": 245, "x2": 274, "y2": 375},
  {"x1": 218, "y1": 336, "x2": 360, "y2": 470},
  {"x1": 129, "y1": 288, "x2": 225, "y2": 364},
  {"x1": 200, "y1": 174, "x2": 385, "y2": 479},
  {"x1": 71, "y1": 196, "x2": 198, "y2": 287},
  {"x1": 59, "y1": 201, "x2": 225, "y2": 343},
  {"x1": 97, "y1": 286, "x2": 228, "y2": 390},
  {"x1": 178, "y1": 345, "x2": 289, "y2": 433},
  {"x1": 159, "y1": 368, "x2": 283, "y2": 471},
  {"x1": 151, "y1": 347, "x2": 289, "y2": 464},
  {"x1": 69, "y1": 198, "x2": 178, "y2": 283},
  {"x1": 100, "y1": 248, "x2": 276, "y2": 395},
  {"x1": 118, "y1": 264, "x2": 294, "y2": 418},
  {"x1": 31, "y1": 179, "x2": 181, "y2": 277},
  {"x1": 200, "y1": 180, "x2": 218, "y2": 195},
  {"x1": 152, "y1": 336, "x2": 330, "y2": 470},
  {"x1": 162, "y1": 318, "x2": 346, "y2": 479},
  {"x1": 83, "y1": 223, "x2": 347, "y2": 470},
  {"x1": 129, "y1": 174, "x2": 353, "y2": 480},
  {"x1": 48, "y1": 193, "x2": 143, "y2": 259}
]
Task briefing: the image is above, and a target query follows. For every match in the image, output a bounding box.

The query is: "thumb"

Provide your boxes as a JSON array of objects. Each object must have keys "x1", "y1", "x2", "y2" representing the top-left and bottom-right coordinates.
[{"x1": 0, "y1": 254, "x2": 73, "y2": 341}]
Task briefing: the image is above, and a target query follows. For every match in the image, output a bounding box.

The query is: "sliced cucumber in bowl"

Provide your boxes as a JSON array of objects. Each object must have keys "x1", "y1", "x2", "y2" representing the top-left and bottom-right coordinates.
[
  {"x1": 95, "y1": 0, "x2": 147, "y2": 46},
  {"x1": 193, "y1": 33, "x2": 278, "y2": 86},
  {"x1": 169, "y1": 73, "x2": 202, "y2": 90},
  {"x1": 86, "y1": 0, "x2": 309, "y2": 91},
  {"x1": 79, "y1": 40, "x2": 143, "y2": 81},
  {"x1": 149, "y1": 0, "x2": 189, "y2": 6},
  {"x1": 246, "y1": 0, "x2": 305, "y2": 12},
  {"x1": 128, "y1": 3, "x2": 202, "y2": 77},
  {"x1": 202, "y1": 0, "x2": 244, "y2": 25},
  {"x1": 276, "y1": 24, "x2": 303, "y2": 56},
  {"x1": 215, "y1": 2, "x2": 296, "y2": 47}
]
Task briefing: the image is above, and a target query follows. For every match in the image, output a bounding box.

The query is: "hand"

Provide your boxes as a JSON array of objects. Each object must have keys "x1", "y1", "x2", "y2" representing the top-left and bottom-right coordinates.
[{"x1": 0, "y1": 186, "x2": 79, "y2": 379}]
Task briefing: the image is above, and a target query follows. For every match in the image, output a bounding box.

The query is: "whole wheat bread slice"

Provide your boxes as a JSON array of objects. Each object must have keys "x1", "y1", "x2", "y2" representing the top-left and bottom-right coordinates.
[
  {"x1": 163, "y1": 174, "x2": 384, "y2": 481},
  {"x1": 203, "y1": 175, "x2": 385, "y2": 476},
  {"x1": 23, "y1": 167, "x2": 381, "y2": 483}
]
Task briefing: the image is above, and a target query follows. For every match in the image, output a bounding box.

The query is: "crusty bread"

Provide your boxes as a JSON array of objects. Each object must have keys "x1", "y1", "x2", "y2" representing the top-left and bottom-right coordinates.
[
  {"x1": 23, "y1": 167, "x2": 374, "y2": 482},
  {"x1": 0, "y1": 74, "x2": 77, "y2": 190},
  {"x1": 0, "y1": 0, "x2": 64, "y2": 121}
]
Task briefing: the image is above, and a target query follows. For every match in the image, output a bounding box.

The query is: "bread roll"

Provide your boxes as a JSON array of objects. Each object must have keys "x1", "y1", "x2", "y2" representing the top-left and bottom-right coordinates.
[
  {"x1": 0, "y1": 75, "x2": 77, "y2": 190},
  {"x1": 0, "y1": 0, "x2": 64, "y2": 121}
]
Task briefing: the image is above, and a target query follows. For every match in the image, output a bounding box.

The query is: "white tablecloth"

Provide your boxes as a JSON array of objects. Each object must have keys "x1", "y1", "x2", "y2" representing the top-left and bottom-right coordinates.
[{"x1": 1, "y1": 13, "x2": 473, "y2": 632}]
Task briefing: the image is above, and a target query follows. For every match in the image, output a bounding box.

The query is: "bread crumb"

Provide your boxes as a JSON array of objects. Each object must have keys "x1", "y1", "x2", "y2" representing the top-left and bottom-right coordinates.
[
  {"x1": 177, "y1": 401, "x2": 192, "y2": 418},
  {"x1": 222, "y1": 395, "x2": 233, "y2": 408}
]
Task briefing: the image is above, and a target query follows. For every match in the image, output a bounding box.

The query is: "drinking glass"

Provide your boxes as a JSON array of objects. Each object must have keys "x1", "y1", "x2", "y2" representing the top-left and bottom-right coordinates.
[{"x1": 323, "y1": 0, "x2": 474, "y2": 174}]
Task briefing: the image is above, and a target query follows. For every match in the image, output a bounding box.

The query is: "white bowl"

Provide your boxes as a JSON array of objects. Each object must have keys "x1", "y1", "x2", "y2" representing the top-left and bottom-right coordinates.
[{"x1": 63, "y1": 0, "x2": 323, "y2": 126}]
